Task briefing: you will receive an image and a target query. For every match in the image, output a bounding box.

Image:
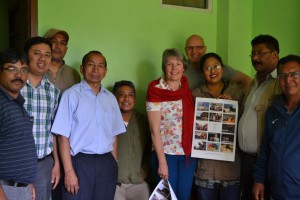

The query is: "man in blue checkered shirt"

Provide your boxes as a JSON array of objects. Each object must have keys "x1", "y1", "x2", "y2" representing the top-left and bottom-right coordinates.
[{"x1": 21, "y1": 37, "x2": 61, "y2": 200}]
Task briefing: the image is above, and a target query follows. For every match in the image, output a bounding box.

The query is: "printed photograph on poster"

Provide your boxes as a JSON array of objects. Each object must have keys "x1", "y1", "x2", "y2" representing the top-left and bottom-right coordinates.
[
  {"x1": 149, "y1": 179, "x2": 177, "y2": 200},
  {"x1": 191, "y1": 97, "x2": 238, "y2": 162}
]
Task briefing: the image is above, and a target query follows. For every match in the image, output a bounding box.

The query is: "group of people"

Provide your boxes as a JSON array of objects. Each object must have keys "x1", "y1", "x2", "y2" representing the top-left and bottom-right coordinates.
[{"x1": 0, "y1": 28, "x2": 300, "y2": 200}]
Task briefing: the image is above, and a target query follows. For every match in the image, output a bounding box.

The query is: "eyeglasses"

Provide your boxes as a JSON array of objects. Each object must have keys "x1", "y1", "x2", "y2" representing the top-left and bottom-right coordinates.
[
  {"x1": 277, "y1": 71, "x2": 300, "y2": 80},
  {"x1": 204, "y1": 65, "x2": 222, "y2": 71},
  {"x1": 1, "y1": 67, "x2": 28, "y2": 74},
  {"x1": 250, "y1": 51, "x2": 273, "y2": 58},
  {"x1": 185, "y1": 45, "x2": 205, "y2": 51}
]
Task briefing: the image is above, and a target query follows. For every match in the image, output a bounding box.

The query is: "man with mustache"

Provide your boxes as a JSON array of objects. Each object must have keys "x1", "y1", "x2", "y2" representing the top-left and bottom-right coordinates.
[
  {"x1": 44, "y1": 28, "x2": 81, "y2": 93},
  {"x1": 0, "y1": 48, "x2": 37, "y2": 200},
  {"x1": 21, "y1": 37, "x2": 61, "y2": 200},
  {"x1": 238, "y1": 35, "x2": 281, "y2": 200}
]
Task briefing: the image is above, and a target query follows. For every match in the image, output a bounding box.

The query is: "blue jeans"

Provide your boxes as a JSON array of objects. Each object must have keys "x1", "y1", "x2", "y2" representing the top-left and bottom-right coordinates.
[
  {"x1": 151, "y1": 152, "x2": 197, "y2": 200},
  {"x1": 196, "y1": 185, "x2": 241, "y2": 200}
]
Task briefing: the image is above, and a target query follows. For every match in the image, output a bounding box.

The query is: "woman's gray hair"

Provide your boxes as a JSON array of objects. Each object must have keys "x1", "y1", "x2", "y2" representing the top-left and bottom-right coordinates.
[{"x1": 161, "y1": 48, "x2": 188, "y2": 75}]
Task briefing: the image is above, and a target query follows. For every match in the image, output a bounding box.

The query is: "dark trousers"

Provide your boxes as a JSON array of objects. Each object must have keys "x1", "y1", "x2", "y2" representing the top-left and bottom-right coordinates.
[
  {"x1": 240, "y1": 151, "x2": 270, "y2": 200},
  {"x1": 196, "y1": 185, "x2": 241, "y2": 200},
  {"x1": 62, "y1": 152, "x2": 118, "y2": 200}
]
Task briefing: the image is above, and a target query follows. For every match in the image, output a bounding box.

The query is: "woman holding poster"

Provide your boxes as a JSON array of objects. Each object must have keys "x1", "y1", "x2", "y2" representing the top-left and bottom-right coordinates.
[
  {"x1": 146, "y1": 48, "x2": 196, "y2": 200},
  {"x1": 192, "y1": 53, "x2": 244, "y2": 200}
]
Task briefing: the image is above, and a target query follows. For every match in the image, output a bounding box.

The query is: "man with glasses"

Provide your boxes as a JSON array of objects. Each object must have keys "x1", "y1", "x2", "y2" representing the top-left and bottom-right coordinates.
[
  {"x1": 253, "y1": 55, "x2": 300, "y2": 200},
  {"x1": 184, "y1": 34, "x2": 252, "y2": 90},
  {"x1": 44, "y1": 28, "x2": 81, "y2": 93},
  {"x1": 0, "y1": 49, "x2": 37, "y2": 200},
  {"x1": 238, "y1": 34, "x2": 281, "y2": 200}
]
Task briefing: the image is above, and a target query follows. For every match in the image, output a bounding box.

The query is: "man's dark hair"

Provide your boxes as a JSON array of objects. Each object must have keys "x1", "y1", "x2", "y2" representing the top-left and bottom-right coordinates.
[
  {"x1": 0, "y1": 48, "x2": 29, "y2": 69},
  {"x1": 113, "y1": 80, "x2": 135, "y2": 94},
  {"x1": 251, "y1": 34, "x2": 280, "y2": 53},
  {"x1": 277, "y1": 54, "x2": 300, "y2": 72},
  {"x1": 23, "y1": 36, "x2": 52, "y2": 56},
  {"x1": 81, "y1": 50, "x2": 107, "y2": 67}
]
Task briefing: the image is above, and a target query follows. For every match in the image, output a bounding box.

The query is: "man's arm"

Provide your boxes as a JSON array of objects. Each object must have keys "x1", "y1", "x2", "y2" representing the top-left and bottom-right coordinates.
[
  {"x1": 231, "y1": 71, "x2": 252, "y2": 93},
  {"x1": 29, "y1": 183, "x2": 36, "y2": 200},
  {"x1": 51, "y1": 134, "x2": 60, "y2": 189},
  {"x1": 58, "y1": 135, "x2": 79, "y2": 195},
  {"x1": 112, "y1": 136, "x2": 118, "y2": 160},
  {"x1": 147, "y1": 110, "x2": 168, "y2": 180},
  {"x1": 0, "y1": 186, "x2": 8, "y2": 200},
  {"x1": 253, "y1": 183, "x2": 265, "y2": 200},
  {"x1": 222, "y1": 64, "x2": 252, "y2": 93}
]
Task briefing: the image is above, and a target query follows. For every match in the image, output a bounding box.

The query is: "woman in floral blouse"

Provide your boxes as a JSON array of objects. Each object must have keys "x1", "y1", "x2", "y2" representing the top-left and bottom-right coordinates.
[{"x1": 146, "y1": 48, "x2": 196, "y2": 200}]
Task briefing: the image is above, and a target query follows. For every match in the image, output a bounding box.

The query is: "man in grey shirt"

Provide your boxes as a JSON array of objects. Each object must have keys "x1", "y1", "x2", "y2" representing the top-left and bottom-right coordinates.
[
  {"x1": 44, "y1": 28, "x2": 81, "y2": 93},
  {"x1": 184, "y1": 34, "x2": 252, "y2": 91}
]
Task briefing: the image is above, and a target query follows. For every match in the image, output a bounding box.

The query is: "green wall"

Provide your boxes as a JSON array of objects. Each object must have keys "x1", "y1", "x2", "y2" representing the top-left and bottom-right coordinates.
[
  {"x1": 38, "y1": 0, "x2": 300, "y2": 112},
  {"x1": 38, "y1": 0, "x2": 219, "y2": 111},
  {"x1": 253, "y1": 0, "x2": 300, "y2": 59}
]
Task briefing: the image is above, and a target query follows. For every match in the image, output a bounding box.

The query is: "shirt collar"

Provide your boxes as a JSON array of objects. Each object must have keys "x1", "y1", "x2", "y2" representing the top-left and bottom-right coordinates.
[
  {"x1": 0, "y1": 85, "x2": 25, "y2": 105},
  {"x1": 26, "y1": 76, "x2": 51, "y2": 88},
  {"x1": 81, "y1": 80, "x2": 108, "y2": 94}
]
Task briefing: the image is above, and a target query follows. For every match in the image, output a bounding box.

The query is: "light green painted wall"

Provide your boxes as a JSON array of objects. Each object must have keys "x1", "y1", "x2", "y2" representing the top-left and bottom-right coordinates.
[
  {"x1": 253, "y1": 0, "x2": 300, "y2": 60},
  {"x1": 216, "y1": 0, "x2": 253, "y2": 76},
  {"x1": 38, "y1": 0, "x2": 300, "y2": 111},
  {"x1": 38, "y1": 0, "x2": 219, "y2": 111}
]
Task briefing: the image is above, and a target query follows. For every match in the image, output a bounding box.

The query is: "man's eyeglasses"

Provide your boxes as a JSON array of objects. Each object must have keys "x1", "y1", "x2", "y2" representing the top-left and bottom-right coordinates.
[
  {"x1": 185, "y1": 45, "x2": 205, "y2": 51},
  {"x1": 204, "y1": 65, "x2": 222, "y2": 71},
  {"x1": 1, "y1": 67, "x2": 28, "y2": 75},
  {"x1": 250, "y1": 51, "x2": 273, "y2": 58},
  {"x1": 277, "y1": 71, "x2": 300, "y2": 80}
]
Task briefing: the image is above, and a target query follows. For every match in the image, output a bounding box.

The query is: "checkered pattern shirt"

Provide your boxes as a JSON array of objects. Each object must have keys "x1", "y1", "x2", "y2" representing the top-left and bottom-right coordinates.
[{"x1": 21, "y1": 76, "x2": 60, "y2": 159}]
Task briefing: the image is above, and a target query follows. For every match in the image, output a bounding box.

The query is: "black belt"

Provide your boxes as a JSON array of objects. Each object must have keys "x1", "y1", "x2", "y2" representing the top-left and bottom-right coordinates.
[
  {"x1": 0, "y1": 180, "x2": 28, "y2": 187},
  {"x1": 38, "y1": 154, "x2": 51, "y2": 162}
]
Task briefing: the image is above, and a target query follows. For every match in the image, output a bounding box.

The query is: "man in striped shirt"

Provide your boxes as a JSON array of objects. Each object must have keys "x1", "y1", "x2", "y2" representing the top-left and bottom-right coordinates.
[
  {"x1": 21, "y1": 37, "x2": 61, "y2": 200},
  {"x1": 0, "y1": 48, "x2": 37, "y2": 200}
]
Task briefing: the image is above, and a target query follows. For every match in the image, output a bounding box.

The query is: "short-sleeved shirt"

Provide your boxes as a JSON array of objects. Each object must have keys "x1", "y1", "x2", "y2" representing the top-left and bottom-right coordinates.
[
  {"x1": 146, "y1": 78, "x2": 184, "y2": 155},
  {"x1": 46, "y1": 62, "x2": 81, "y2": 93},
  {"x1": 0, "y1": 86, "x2": 37, "y2": 183},
  {"x1": 20, "y1": 76, "x2": 60, "y2": 159},
  {"x1": 51, "y1": 80, "x2": 126, "y2": 156},
  {"x1": 185, "y1": 62, "x2": 237, "y2": 90}
]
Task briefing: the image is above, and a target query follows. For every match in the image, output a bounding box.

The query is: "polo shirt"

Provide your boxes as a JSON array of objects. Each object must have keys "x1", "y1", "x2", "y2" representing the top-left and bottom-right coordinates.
[
  {"x1": 0, "y1": 86, "x2": 37, "y2": 183},
  {"x1": 46, "y1": 62, "x2": 81, "y2": 93}
]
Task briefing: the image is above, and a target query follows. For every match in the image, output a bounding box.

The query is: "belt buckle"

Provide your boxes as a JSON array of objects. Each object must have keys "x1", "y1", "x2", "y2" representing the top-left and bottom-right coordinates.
[{"x1": 15, "y1": 182, "x2": 28, "y2": 187}]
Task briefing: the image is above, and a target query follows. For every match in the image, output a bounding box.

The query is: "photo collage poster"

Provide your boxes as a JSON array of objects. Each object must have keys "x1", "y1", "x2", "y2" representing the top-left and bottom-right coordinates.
[{"x1": 191, "y1": 97, "x2": 238, "y2": 162}]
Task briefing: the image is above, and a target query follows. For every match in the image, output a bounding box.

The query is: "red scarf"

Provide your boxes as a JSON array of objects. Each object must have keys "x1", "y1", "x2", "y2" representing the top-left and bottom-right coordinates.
[{"x1": 146, "y1": 76, "x2": 195, "y2": 156}]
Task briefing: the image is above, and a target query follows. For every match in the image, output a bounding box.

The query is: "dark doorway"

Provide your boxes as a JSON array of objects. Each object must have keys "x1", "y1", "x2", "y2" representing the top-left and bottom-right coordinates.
[{"x1": 0, "y1": 0, "x2": 37, "y2": 51}]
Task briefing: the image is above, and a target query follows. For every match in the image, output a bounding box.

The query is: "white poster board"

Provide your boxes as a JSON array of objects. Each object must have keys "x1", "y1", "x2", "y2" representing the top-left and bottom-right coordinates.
[
  {"x1": 149, "y1": 179, "x2": 177, "y2": 200},
  {"x1": 191, "y1": 97, "x2": 238, "y2": 162}
]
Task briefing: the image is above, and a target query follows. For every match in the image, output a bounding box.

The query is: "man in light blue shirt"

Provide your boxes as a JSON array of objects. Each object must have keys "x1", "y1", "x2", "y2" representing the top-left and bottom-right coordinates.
[{"x1": 51, "y1": 50, "x2": 126, "y2": 200}]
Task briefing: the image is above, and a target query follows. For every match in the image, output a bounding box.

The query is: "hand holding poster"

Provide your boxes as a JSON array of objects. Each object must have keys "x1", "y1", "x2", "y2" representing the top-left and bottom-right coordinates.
[
  {"x1": 191, "y1": 97, "x2": 238, "y2": 162},
  {"x1": 149, "y1": 179, "x2": 177, "y2": 200}
]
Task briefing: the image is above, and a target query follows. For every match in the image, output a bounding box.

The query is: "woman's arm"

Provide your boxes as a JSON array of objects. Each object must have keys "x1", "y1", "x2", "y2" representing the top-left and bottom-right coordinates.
[{"x1": 147, "y1": 110, "x2": 169, "y2": 180}]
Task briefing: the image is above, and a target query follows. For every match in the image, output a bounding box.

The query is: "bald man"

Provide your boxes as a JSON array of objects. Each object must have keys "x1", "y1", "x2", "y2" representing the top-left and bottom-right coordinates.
[{"x1": 184, "y1": 34, "x2": 252, "y2": 91}]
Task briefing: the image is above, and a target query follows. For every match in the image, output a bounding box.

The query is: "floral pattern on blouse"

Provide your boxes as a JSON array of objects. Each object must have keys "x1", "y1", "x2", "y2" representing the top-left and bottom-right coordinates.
[{"x1": 146, "y1": 78, "x2": 184, "y2": 155}]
